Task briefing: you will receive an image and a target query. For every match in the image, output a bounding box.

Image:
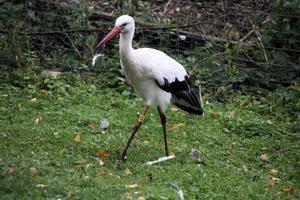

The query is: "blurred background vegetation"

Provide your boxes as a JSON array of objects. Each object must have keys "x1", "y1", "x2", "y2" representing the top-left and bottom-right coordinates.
[{"x1": 0, "y1": 0, "x2": 299, "y2": 99}]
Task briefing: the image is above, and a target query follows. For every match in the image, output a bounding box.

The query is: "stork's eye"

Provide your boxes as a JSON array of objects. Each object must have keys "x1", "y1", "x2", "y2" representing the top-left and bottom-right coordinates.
[{"x1": 120, "y1": 23, "x2": 128, "y2": 28}]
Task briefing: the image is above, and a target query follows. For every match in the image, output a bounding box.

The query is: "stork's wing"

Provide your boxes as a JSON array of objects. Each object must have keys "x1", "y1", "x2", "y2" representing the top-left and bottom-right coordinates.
[{"x1": 155, "y1": 75, "x2": 203, "y2": 115}]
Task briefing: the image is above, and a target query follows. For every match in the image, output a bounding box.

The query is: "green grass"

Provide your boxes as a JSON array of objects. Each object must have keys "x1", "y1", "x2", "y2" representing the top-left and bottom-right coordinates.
[{"x1": 0, "y1": 76, "x2": 299, "y2": 199}]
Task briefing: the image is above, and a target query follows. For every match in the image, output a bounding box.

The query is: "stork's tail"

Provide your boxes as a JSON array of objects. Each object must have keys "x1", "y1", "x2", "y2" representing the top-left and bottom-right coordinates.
[{"x1": 172, "y1": 87, "x2": 204, "y2": 116}]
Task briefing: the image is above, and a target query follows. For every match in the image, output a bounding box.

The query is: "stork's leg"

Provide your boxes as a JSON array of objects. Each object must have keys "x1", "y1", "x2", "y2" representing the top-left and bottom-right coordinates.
[
  {"x1": 121, "y1": 105, "x2": 149, "y2": 160},
  {"x1": 157, "y1": 107, "x2": 169, "y2": 156}
]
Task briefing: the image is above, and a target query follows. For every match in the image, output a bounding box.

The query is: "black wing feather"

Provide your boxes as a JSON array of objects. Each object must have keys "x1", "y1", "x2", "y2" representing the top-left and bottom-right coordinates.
[{"x1": 156, "y1": 75, "x2": 203, "y2": 115}]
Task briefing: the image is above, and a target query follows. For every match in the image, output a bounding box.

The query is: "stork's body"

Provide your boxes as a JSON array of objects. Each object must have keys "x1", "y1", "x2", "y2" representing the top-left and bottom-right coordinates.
[{"x1": 93, "y1": 15, "x2": 203, "y2": 160}]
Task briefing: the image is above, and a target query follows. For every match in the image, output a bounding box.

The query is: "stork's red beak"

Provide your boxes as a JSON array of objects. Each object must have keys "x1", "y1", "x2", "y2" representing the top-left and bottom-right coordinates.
[{"x1": 92, "y1": 26, "x2": 121, "y2": 65}]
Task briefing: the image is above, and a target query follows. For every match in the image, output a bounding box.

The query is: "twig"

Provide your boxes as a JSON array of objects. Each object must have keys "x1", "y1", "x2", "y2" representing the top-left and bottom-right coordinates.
[
  {"x1": 239, "y1": 16, "x2": 271, "y2": 43},
  {"x1": 163, "y1": 0, "x2": 171, "y2": 14},
  {"x1": 250, "y1": 19, "x2": 269, "y2": 64}
]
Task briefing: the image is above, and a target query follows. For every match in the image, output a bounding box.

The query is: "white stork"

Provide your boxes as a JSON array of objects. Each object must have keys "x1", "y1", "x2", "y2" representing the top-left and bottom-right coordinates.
[{"x1": 93, "y1": 15, "x2": 204, "y2": 160}]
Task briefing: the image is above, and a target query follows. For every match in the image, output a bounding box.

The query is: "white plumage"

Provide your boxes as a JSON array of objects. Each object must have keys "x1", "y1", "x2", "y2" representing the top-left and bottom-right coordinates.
[{"x1": 93, "y1": 15, "x2": 203, "y2": 160}]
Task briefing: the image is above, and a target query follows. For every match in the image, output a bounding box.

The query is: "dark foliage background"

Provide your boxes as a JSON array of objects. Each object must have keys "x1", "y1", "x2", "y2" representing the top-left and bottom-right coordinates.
[{"x1": 0, "y1": 0, "x2": 299, "y2": 97}]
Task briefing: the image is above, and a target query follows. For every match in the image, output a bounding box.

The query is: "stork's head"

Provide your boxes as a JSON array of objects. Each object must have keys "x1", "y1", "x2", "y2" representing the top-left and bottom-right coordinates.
[
  {"x1": 92, "y1": 15, "x2": 135, "y2": 65},
  {"x1": 115, "y1": 15, "x2": 135, "y2": 34}
]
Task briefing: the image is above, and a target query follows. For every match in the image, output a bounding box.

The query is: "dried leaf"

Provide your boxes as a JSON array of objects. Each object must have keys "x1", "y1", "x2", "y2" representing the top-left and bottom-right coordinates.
[
  {"x1": 66, "y1": 189, "x2": 76, "y2": 197},
  {"x1": 266, "y1": 178, "x2": 274, "y2": 186},
  {"x1": 74, "y1": 135, "x2": 81, "y2": 142},
  {"x1": 30, "y1": 167, "x2": 38, "y2": 174},
  {"x1": 143, "y1": 140, "x2": 149, "y2": 144},
  {"x1": 125, "y1": 184, "x2": 143, "y2": 189},
  {"x1": 30, "y1": 167, "x2": 38, "y2": 178},
  {"x1": 269, "y1": 168, "x2": 278, "y2": 177},
  {"x1": 96, "y1": 167, "x2": 105, "y2": 175},
  {"x1": 169, "y1": 123, "x2": 185, "y2": 129},
  {"x1": 35, "y1": 184, "x2": 47, "y2": 189},
  {"x1": 31, "y1": 97, "x2": 37, "y2": 102},
  {"x1": 98, "y1": 150, "x2": 108, "y2": 159},
  {"x1": 242, "y1": 165, "x2": 250, "y2": 173},
  {"x1": 272, "y1": 177, "x2": 281, "y2": 182},
  {"x1": 124, "y1": 168, "x2": 132, "y2": 175},
  {"x1": 171, "y1": 106, "x2": 179, "y2": 112},
  {"x1": 8, "y1": 165, "x2": 16, "y2": 174},
  {"x1": 210, "y1": 112, "x2": 217, "y2": 119},
  {"x1": 282, "y1": 187, "x2": 294, "y2": 194},
  {"x1": 260, "y1": 153, "x2": 269, "y2": 162},
  {"x1": 124, "y1": 191, "x2": 132, "y2": 197},
  {"x1": 108, "y1": 172, "x2": 121, "y2": 179},
  {"x1": 89, "y1": 123, "x2": 97, "y2": 129},
  {"x1": 53, "y1": 131, "x2": 59, "y2": 136},
  {"x1": 229, "y1": 110, "x2": 236, "y2": 117},
  {"x1": 96, "y1": 158, "x2": 104, "y2": 166},
  {"x1": 35, "y1": 117, "x2": 43, "y2": 124},
  {"x1": 137, "y1": 196, "x2": 145, "y2": 200}
]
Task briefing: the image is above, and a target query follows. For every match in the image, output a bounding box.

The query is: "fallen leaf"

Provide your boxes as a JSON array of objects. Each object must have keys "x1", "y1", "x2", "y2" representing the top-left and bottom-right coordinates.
[
  {"x1": 53, "y1": 131, "x2": 59, "y2": 136},
  {"x1": 137, "y1": 196, "x2": 145, "y2": 200},
  {"x1": 124, "y1": 168, "x2": 132, "y2": 175},
  {"x1": 98, "y1": 150, "x2": 108, "y2": 159},
  {"x1": 74, "y1": 135, "x2": 81, "y2": 142},
  {"x1": 8, "y1": 165, "x2": 16, "y2": 174},
  {"x1": 282, "y1": 187, "x2": 294, "y2": 194},
  {"x1": 96, "y1": 167, "x2": 105, "y2": 175},
  {"x1": 31, "y1": 97, "x2": 37, "y2": 102},
  {"x1": 169, "y1": 123, "x2": 185, "y2": 129},
  {"x1": 272, "y1": 177, "x2": 281, "y2": 182},
  {"x1": 30, "y1": 167, "x2": 38, "y2": 178},
  {"x1": 108, "y1": 172, "x2": 121, "y2": 179},
  {"x1": 210, "y1": 112, "x2": 217, "y2": 119},
  {"x1": 229, "y1": 110, "x2": 236, "y2": 117},
  {"x1": 143, "y1": 140, "x2": 149, "y2": 144},
  {"x1": 35, "y1": 117, "x2": 43, "y2": 124},
  {"x1": 223, "y1": 128, "x2": 230, "y2": 133},
  {"x1": 266, "y1": 178, "x2": 274, "y2": 186},
  {"x1": 171, "y1": 106, "x2": 179, "y2": 112},
  {"x1": 269, "y1": 168, "x2": 278, "y2": 177},
  {"x1": 125, "y1": 184, "x2": 143, "y2": 189},
  {"x1": 96, "y1": 158, "x2": 104, "y2": 166},
  {"x1": 30, "y1": 167, "x2": 38, "y2": 174},
  {"x1": 35, "y1": 184, "x2": 47, "y2": 189},
  {"x1": 170, "y1": 152, "x2": 176, "y2": 157},
  {"x1": 124, "y1": 191, "x2": 132, "y2": 197},
  {"x1": 89, "y1": 123, "x2": 97, "y2": 129},
  {"x1": 66, "y1": 189, "x2": 76, "y2": 197},
  {"x1": 242, "y1": 165, "x2": 250, "y2": 173},
  {"x1": 260, "y1": 153, "x2": 269, "y2": 162}
]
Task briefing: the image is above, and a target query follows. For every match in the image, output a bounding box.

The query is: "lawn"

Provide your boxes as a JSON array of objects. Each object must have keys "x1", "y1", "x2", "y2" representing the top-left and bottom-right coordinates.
[{"x1": 0, "y1": 74, "x2": 299, "y2": 199}]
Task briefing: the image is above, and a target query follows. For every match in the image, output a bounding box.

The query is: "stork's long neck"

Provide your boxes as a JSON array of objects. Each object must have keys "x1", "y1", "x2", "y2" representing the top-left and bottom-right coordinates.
[{"x1": 119, "y1": 28, "x2": 134, "y2": 57}]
